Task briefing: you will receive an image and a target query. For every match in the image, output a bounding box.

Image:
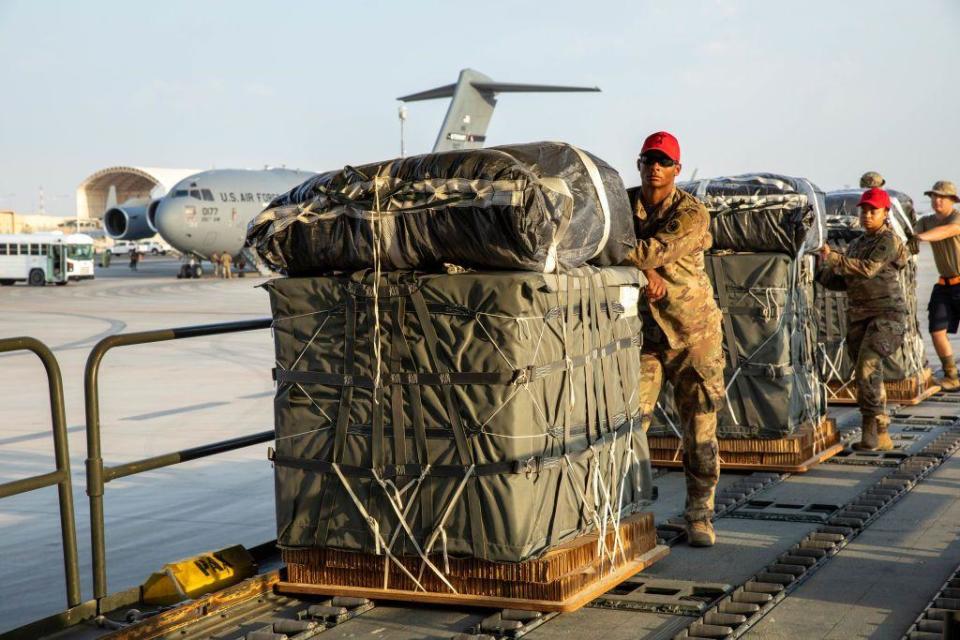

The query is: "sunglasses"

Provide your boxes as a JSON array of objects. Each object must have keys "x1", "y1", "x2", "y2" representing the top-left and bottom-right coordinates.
[{"x1": 638, "y1": 154, "x2": 677, "y2": 168}]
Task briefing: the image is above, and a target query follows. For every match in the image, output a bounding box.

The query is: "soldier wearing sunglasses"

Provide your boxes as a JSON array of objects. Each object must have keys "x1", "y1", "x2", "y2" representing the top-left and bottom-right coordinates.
[{"x1": 624, "y1": 131, "x2": 724, "y2": 547}]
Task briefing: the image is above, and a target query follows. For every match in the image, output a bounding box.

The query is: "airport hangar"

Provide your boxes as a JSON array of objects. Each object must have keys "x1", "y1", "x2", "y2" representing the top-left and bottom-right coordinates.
[{"x1": 75, "y1": 166, "x2": 200, "y2": 236}]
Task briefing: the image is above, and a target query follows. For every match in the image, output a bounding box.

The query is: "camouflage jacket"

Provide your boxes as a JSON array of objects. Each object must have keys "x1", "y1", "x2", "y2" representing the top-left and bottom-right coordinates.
[
  {"x1": 817, "y1": 226, "x2": 907, "y2": 322},
  {"x1": 623, "y1": 188, "x2": 722, "y2": 350}
]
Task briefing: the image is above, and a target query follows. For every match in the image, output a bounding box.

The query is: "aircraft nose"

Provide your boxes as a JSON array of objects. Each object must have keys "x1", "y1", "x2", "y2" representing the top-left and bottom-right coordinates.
[{"x1": 154, "y1": 199, "x2": 192, "y2": 254}]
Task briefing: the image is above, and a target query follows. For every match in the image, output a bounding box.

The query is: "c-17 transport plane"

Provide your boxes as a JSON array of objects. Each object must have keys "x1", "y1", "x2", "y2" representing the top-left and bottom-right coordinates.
[
  {"x1": 150, "y1": 168, "x2": 313, "y2": 277},
  {"x1": 150, "y1": 68, "x2": 600, "y2": 277}
]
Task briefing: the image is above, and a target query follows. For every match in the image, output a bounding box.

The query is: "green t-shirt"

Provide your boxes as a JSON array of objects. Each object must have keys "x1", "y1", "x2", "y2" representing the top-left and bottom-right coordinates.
[{"x1": 917, "y1": 208, "x2": 960, "y2": 277}]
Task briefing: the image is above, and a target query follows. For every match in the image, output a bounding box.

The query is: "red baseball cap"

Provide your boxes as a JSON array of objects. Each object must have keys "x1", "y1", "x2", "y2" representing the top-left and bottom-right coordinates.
[
  {"x1": 640, "y1": 131, "x2": 681, "y2": 163},
  {"x1": 858, "y1": 188, "x2": 892, "y2": 210}
]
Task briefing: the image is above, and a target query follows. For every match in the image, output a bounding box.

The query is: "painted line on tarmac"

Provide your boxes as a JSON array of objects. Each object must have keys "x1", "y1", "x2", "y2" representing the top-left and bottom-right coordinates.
[{"x1": 122, "y1": 401, "x2": 231, "y2": 422}]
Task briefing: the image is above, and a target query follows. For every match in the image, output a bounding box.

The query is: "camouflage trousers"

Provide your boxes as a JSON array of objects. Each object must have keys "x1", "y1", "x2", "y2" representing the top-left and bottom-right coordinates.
[
  {"x1": 638, "y1": 335, "x2": 725, "y2": 523},
  {"x1": 847, "y1": 314, "x2": 906, "y2": 418}
]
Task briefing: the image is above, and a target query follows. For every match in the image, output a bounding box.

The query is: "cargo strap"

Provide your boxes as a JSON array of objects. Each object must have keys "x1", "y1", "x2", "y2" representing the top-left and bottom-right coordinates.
[
  {"x1": 407, "y1": 286, "x2": 488, "y2": 559},
  {"x1": 267, "y1": 177, "x2": 527, "y2": 222},
  {"x1": 273, "y1": 335, "x2": 639, "y2": 391},
  {"x1": 315, "y1": 293, "x2": 359, "y2": 548},
  {"x1": 570, "y1": 146, "x2": 612, "y2": 262},
  {"x1": 387, "y1": 274, "x2": 433, "y2": 536},
  {"x1": 739, "y1": 362, "x2": 795, "y2": 378},
  {"x1": 270, "y1": 415, "x2": 641, "y2": 480},
  {"x1": 706, "y1": 255, "x2": 750, "y2": 425}
]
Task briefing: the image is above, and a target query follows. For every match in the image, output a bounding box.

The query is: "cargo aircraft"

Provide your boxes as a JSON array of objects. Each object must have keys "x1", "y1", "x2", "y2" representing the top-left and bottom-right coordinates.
[{"x1": 148, "y1": 68, "x2": 599, "y2": 277}]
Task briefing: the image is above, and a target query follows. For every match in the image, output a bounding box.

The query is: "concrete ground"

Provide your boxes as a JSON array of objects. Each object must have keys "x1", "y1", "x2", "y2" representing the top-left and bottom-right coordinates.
[
  {"x1": 0, "y1": 257, "x2": 276, "y2": 631},
  {"x1": 2, "y1": 245, "x2": 960, "y2": 637}
]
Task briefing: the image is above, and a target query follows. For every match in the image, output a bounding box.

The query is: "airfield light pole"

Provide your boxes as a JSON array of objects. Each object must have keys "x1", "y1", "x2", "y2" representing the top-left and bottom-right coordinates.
[{"x1": 398, "y1": 104, "x2": 408, "y2": 157}]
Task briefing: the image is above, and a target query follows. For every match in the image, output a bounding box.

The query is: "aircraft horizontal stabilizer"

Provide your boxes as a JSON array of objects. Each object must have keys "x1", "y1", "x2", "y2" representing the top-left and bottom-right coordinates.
[
  {"x1": 470, "y1": 82, "x2": 600, "y2": 94},
  {"x1": 397, "y1": 83, "x2": 458, "y2": 102}
]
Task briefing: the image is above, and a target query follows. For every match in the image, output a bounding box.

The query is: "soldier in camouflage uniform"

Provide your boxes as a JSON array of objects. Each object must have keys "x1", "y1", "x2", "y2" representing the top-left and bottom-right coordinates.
[
  {"x1": 817, "y1": 188, "x2": 907, "y2": 451},
  {"x1": 624, "y1": 131, "x2": 725, "y2": 547}
]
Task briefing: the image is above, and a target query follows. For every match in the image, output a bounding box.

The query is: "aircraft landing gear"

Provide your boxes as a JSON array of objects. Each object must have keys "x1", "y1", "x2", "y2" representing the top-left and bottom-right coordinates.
[{"x1": 177, "y1": 259, "x2": 203, "y2": 279}]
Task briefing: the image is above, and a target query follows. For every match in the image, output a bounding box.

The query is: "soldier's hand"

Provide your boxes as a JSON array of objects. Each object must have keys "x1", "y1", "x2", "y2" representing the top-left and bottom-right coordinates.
[
  {"x1": 906, "y1": 235, "x2": 920, "y2": 255},
  {"x1": 818, "y1": 244, "x2": 832, "y2": 260},
  {"x1": 644, "y1": 269, "x2": 667, "y2": 302}
]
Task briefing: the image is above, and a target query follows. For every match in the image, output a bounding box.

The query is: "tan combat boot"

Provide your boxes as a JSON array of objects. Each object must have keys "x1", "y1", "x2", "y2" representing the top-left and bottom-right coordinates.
[
  {"x1": 939, "y1": 373, "x2": 960, "y2": 392},
  {"x1": 687, "y1": 520, "x2": 716, "y2": 547},
  {"x1": 874, "y1": 415, "x2": 894, "y2": 451},
  {"x1": 938, "y1": 357, "x2": 960, "y2": 392},
  {"x1": 852, "y1": 416, "x2": 878, "y2": 451}
]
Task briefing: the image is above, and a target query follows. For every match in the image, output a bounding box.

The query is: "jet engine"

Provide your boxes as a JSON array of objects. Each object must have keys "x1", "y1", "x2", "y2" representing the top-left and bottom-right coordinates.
[
  {"x1": 103, "y1": 202, "x2": 155, "y2": 240},
  {"x1": 146, "y1": 198, "x2": 162, "y2": 234}
]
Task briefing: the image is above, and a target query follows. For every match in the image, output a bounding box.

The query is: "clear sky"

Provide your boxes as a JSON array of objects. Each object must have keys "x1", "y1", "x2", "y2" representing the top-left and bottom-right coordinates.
[{"x1": 0, "y1": 0, "x2": 957, "y2": 217}]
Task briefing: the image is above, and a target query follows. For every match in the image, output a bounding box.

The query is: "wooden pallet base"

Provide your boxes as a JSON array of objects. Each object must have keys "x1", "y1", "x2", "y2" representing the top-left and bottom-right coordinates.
[
  {"x1": 827, "y1": 368, "x2": 940, "y2": 406},
  {"x1": 282, "y1": 512, "x2": 658, "y2": 605},
  {"x1": 649, "y1": 418, "x2": 840, "y2": 473},
  {"x1": 277, "y1": 544, "x2": 670, "y2": 613}
]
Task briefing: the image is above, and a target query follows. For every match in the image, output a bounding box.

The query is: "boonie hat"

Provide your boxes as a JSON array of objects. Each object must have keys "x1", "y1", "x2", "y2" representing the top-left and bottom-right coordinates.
[{"x1": 924, "y1": 180, "x2": 960, "y2": 202}]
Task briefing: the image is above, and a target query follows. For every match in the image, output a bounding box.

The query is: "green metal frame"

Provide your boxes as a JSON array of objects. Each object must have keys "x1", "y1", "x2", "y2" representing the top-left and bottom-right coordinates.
[
  {"x1": 0, "y1": 337, "x2": 81, "y2": 609},
  {"x1": 82, "y1": 318, "x2": 273, "y2": 604}
]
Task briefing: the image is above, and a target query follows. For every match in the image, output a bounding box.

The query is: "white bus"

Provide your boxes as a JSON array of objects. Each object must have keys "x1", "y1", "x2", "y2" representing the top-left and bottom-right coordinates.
[
  {"x1": 64, "y1": 233, "x2": 95, "y2": 280},
  {"x1": 0, "y1": 234, "x2": 71, "y2": 286}
]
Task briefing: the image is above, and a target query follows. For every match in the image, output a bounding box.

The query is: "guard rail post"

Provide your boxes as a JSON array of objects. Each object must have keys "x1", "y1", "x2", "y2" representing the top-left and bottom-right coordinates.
[
  {"x1": 0, "y1": 337, "x2": 81, "y2": 609},
  {"x1": 83, "y1": 318, "x2": 273, "y2": 603}
]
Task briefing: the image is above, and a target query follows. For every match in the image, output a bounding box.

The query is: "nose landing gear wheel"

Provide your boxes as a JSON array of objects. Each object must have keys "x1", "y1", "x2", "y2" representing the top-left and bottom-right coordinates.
[{"x1": 178, "y1": 263, "x2": 204, "y2": 279}]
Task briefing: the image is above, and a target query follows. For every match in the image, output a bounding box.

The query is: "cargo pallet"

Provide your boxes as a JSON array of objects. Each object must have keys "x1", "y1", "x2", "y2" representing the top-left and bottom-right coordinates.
[
  {"x1": 276, "y1": 512, "x2": 668, "y2": 613},
  {"x1": 648, "y1": 417, "x2": 841, "y2": 473},
  {"x1": 826, "y1": 367, "x2": 941, "y2": 407}
]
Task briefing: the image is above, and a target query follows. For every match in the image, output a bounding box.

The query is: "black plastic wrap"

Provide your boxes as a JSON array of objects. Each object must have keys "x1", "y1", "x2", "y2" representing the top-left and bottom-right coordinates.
[
  {"x1": 247, "y1": 142, "x2": 635, "y2": 275},
  {"x1": 671, "y1": 174, "x2": 826, "y2": 255}
]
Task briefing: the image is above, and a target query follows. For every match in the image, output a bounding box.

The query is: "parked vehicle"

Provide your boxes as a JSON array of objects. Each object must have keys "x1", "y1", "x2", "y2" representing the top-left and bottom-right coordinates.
[
  {"x1": 107, "y1": 240, "x2": 138, "y2": 255},
  {"x1": 0, "y1": 233, "x2": 70, "y2": 285},
  {"x1": 137, "y1": 240, "x2": 169, "y2": 255}
]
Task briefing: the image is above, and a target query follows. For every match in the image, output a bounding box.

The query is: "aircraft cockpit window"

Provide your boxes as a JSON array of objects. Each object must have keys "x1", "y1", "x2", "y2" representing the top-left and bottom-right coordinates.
[
  {"x1": 174, "y1": 190, "x2": 188, "y2": 198},
  {"x1": 201, "y1": 189, "x2": 214, "y2": 201},
  {"x1": 189, "y1": 190, "x2": 202, "y2": 199}
]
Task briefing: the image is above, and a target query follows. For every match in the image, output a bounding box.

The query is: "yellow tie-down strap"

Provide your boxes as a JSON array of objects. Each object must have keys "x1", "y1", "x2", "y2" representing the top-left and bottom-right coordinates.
[{"x1": 141, "y1": 544, "x2": 257, "y2": 606}]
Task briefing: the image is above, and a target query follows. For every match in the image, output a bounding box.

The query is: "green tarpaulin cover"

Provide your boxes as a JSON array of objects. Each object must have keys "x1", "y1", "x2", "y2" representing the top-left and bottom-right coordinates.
[{"x1": 266, "y1": 267, "x2": 653, "y2": 562}]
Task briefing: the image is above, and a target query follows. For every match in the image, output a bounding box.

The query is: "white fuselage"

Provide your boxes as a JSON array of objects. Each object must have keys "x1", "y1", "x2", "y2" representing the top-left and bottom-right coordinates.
[{"x1": 153, "y1": 168, "x2": 314, "y2": 260}]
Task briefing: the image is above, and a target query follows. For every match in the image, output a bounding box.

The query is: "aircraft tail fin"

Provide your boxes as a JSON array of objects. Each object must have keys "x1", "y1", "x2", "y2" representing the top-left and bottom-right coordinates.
[{"x1": 399, "y1": 68, "x2": 601, "y2": 153}]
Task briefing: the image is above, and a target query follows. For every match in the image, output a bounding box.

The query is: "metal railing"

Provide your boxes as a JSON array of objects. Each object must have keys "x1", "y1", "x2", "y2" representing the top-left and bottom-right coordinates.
[
  {"x1": 0, "y1": 337, "x2": 81, "y2": 609},
  {"x1": 83, "y1": 318, "x2": 274, "y2": 602}
]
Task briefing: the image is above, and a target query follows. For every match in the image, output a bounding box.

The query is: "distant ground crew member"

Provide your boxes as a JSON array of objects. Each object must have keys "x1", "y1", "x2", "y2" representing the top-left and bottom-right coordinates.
[
  {"x1": 211, "y1": 252, "x2": 222, "y2": 278},
  {"x1": 914, "y1": 180, "x2": 960, "y2": 390},
  {"x1": 129, "y1": 248, "x2": 139, "y2": 271},
  {"x1": 624, "y1": 131, "x2": 724, "y2": 548},
  {"x1": 221, "y1": 252, "x2": 233, "y2": 279},
  {"x1": 817, "y1": 188, "x2": 907, "y2": 451},
  {"x1": 860, "y1": 171, "x2": 885, "y2": 188}
]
